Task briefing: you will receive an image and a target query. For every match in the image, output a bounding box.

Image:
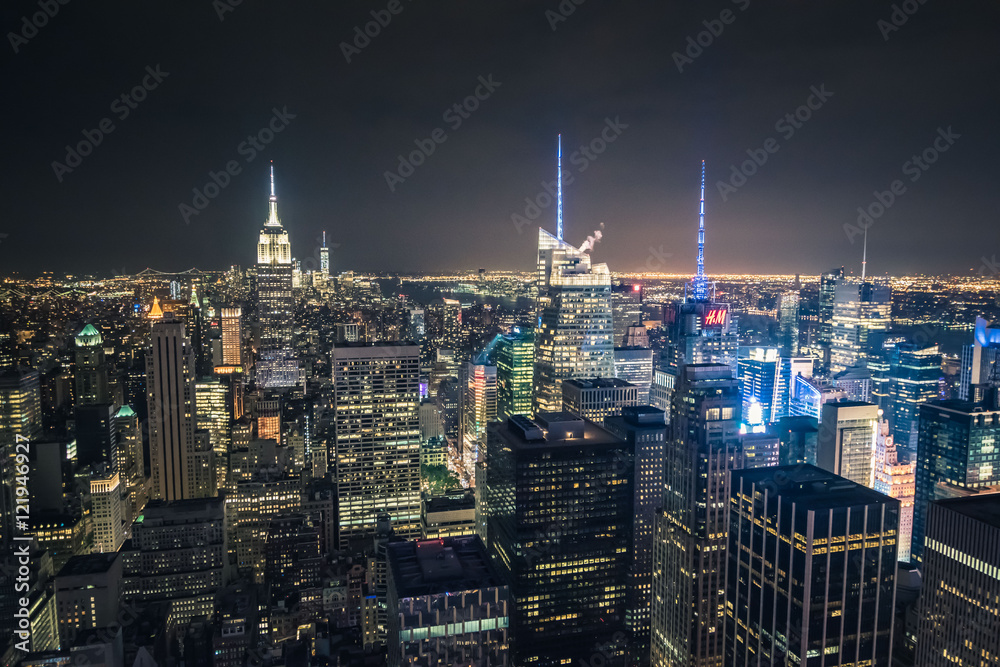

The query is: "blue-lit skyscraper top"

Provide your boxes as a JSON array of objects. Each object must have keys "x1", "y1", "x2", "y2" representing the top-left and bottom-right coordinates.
[
  {"x1": 692, "y1": 159, "x2": 708, "y2": 301},
  {"x1": 557, "y1": 134, "x2": 564, "y2": 242}
]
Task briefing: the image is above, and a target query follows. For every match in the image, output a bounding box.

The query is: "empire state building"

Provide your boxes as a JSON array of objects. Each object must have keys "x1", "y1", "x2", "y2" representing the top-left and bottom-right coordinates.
[{"x1": 256, "y1": 164, "x2": 300, "y2": 388}]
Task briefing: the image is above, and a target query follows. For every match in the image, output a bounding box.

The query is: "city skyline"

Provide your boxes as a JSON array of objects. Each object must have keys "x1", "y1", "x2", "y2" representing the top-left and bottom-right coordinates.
[{"x1": 4, "y1": 2, "x2": 998, "y2": 277}]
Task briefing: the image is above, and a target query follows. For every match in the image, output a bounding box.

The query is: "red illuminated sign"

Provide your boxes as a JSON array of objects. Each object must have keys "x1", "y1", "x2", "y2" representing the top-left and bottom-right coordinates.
[{"x1": 703, "y1": 308, "x2": 727, "y2": 327}]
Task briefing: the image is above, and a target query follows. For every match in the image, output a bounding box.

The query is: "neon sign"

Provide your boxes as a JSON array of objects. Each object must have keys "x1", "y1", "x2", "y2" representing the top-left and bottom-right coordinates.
[{"x1": 704, "y1": 308, "x2": 727, "y2": 327}]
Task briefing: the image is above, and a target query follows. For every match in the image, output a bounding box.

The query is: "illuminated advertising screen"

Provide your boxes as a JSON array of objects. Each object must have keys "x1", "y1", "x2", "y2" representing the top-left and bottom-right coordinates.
[{"x1": 703, "y1": 306, "x2": 728, "y2": 329}]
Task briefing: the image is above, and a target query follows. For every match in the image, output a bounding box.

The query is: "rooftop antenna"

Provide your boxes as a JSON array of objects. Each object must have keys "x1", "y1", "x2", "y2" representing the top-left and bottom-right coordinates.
[
  {"x1": 692, "y1": 159, "x2": 708, "y2": 300},
  {"x1": 861, "y1": 226, "x2": 868, "y2": 282},
  {"x1": 557, "y1": 134, "x2": 563, "y2": 241}
]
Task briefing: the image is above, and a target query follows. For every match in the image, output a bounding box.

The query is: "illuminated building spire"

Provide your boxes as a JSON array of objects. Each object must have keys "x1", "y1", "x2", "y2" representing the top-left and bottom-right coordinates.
[
  {"x1": 692, "y1": 159, "x2": 708, "y2": 301},
  {"x1": 265, "y1": 161, "x2": 281, "y2": 227},
  {"x1": 557, "y1": 134, "x2": 564, "y2": 242},
  {"x1": 861, "y1": 225, "x2": 868, "y2": 282}
]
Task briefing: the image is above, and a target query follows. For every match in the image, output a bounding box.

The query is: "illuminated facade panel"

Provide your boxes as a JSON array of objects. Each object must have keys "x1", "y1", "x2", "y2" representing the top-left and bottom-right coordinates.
[{"x1": 333, "y1": 343, "x2": 422, "y2": 548}]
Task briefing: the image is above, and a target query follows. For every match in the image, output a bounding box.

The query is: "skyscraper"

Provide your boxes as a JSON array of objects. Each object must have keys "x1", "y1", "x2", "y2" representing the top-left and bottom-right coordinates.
[
  {"x1": 89, "y1": 470, "x2": 124, "y2": 553},
  {"x1": 496, "y1": 328, "x2": 533, "y2": 419},
  {"x1": 533, "y1": 228, "x2": 614, "y2": 412},
  {"x1": 114, "y1": 405, "x2": 146, "y2": 527},
  {"x1": 122, "y1": 497, "x2": 229, "y2": 627},
  {"x1": 74, "y1": 324, "x2": 109, "y2": 406},
  {"x1": 561, "y1": 377, "x2": 639, "y2": 425},
  {"x1": 915, "y1": 495, "x2": 1000, "y2": 666},
  {"x1": 147, "y1": 315, "x2": 213, "y2": 501},
  {"x1": 912, "y1": 396, "x2": 1000, "y2": 563},
  {"x1": 220, "y1": 307, "x2": 243, "y2": 366},
  {"x1": 958, "y1": 315, "x2": 1000, "y2": 401},
  {"x1": 332, "y1": 342, "x2": 421, "y2": 548},
  {"x1": 818, "y1": 267, "x2": 844, "y2": 350},
  {"x1": 884, "y1": 341, "x2": 941, "y2": 455},
  {"x1": 726, "y1": 465, "x2": 899, "y2": 666},
  {"x1": 778, "y1": 283, "x2": 800, "y2": 357},
  {"x1": 738, "y1": 347, "x2": 780, "y2": 424},
  {"x1": 196, "y1": 377, "x2": 231, "y2": 487},
  {"x1": 612, "y1": 283, "x2": 643, "y2": 345},
  {"x1": 816, "y1": 400, "x2": 879, "y2": 486},
  {"x1": 615, "y1": 343, "x2": 654, "y2": 403},
  {"x1": 651, "y1": 363, "x2": 743, "y2": 667},
  {"x1": 459, "y1": 356, "x2": 497, "y2": 483},
  {"x1": 690, "y1": 160, "x2": 709, "y2": 302},
  {"x1": 872, "y1": 415, "x2": 915, "y2": 561},
  {"x1": 255, "y1": 165, "x2": 299, "y2": 389},
  {"x1": 667, "y1": 165, "x2": 739, "y2": 378},
  {"x1": 484, "y1": 413, "x2": 632, "y2": 665},
  {"x1": 829, "y1": 278, "x2": 892, "y2": 373},
  {"x1": 605, "y1": 406, "x2": 667, "y2": 664},
  {"x1": 320, "y1": 230, "x2": 330, "y2": 276},
  {"x1": 386, "y1": 536, "x2": 510, "y2": 667}
]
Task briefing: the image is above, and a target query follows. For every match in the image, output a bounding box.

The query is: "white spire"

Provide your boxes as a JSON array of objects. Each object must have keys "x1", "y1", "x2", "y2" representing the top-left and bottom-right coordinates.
[
  {"x1": 861, "y1": 226, "x2": 868, "y2": 282},
  {"x1": 265, "y1": 161, "x2": 281, "y2": 227}
]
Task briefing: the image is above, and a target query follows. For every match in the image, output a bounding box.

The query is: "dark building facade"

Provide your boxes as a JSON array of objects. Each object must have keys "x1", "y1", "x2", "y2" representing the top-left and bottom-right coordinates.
[
  {"x1": 913, "y1": 398, "x2": 1000, "y2": 563},
  {"x1": 915, "y1": 495, "x2": 1000, "y2": 666},
  {"x1": 726, "y1": 465, "x2": 899, "y2": 667},
  {"x1": 605, "y1": 406, "x2": 667, "y2": 665},
  {"x1": 484, "y1": 413, "x2": 633, "y2": 666},
  {"x1": 651, "y1": 363, "x2": 743, "y2": 667}
]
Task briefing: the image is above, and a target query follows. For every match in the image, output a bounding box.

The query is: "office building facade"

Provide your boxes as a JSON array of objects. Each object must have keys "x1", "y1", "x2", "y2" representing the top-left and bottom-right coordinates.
[
  {"x1": 817, "y1": 400, "x2": 879, "y2": 487},
  {"x1": 651, "y1": 363, "x2": 743, "y2": 667},
  {"x1": 533, "y1": 229, "x2": 615, "y2": 412},
  {"x1": 562, "y1": 377, "x2": 639, "y2": 425},
  {"x1": 148, "y1": 316, "x2": 213, "y2": 501},
  {"x1": 913, "y1": 398, "x2": 1000, "y2": 563},
  {"x1": 496, "y1": 329, "x2": 534, "y2": 419},
  {"x1": 333, "y1": 343, "x2": 422, "y2": 548},
  {"x1": 726, "y1": 465, "x2": 899, "y2": 666},
  {"x1": 915, "y1": 495, "x2": 1000, "y2": 666},
  {"x1": 484, "y1": 413, "x2": 632, "y2": 666}
]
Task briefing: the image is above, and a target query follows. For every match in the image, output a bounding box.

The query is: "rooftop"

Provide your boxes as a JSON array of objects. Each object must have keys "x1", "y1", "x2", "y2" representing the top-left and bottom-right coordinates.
[
  {"x1": 734, "y1": 464, "x2": 895, "y2": 512},
  {"x1": 387, "y1": 535, "x2": 503, "y2": 599},
  {"x1": 936, "y1": 494, "x2": 1000, "y2": 530},
  {"x1": 75, "y1": 324, "x2": 102, "y2": 346},
  {"x1": 563, "y1": 377, "x2": 635, "y2": 390},
  {"x1": 497, "y1": 412, "x2": 624, "y2": 448},
  {"x1": 56, "y1": 552, "x2": 119, "y2": 578}
]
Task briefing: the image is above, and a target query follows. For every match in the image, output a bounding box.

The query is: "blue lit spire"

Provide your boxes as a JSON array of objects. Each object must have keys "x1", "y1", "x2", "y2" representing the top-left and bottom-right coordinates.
[
  {"x1": 556, "y1": 134, "x2": 564, "y2": 242},
  {"x1": 692, "y1": 159, "x2": 708, "y2": 300}
]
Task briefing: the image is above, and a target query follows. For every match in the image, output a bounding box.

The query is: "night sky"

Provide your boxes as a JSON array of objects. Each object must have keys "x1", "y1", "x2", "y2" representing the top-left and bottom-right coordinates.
[{"x1": 3, "y1": 0, "x2": 997, "y2": 277}]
